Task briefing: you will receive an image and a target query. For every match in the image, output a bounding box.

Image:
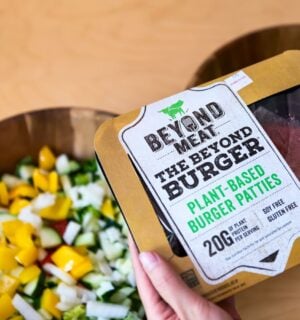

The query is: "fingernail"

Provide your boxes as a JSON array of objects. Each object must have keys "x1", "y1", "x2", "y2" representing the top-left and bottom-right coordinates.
[{"x1": 139, "y1": 252, "x2": 158, "y2": 271}]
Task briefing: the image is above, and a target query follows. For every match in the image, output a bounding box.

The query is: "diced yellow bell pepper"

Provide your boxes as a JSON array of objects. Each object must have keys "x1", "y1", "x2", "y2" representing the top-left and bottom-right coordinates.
[
  {"x1": 15, "y1": 246, "x2": 38, "y2": 267},
  {"x1": 74, "y1": 246, "x2": 89, "y2": 256},
  {"x1": 39, "y1": 146, "x2": 56, "y2": 171},
  {"x1": 0, "y1": 293, "x2": 16, "y2": 319},
  {"x1": 14, "y1": 227, "x2": 34, "y2": 249},
  {"x1": 9, "y1": 316, "x2": 23, "y2": 320},
  {"x1": 0, "y1": 247, "x2": 18, "y2": 272},
  {"x1": 0, "y1": 275, "x2": 19, "y2": 296},
  {"x1": 9, "y1": 198, "x2": 30, "y2": 215},
  {"x1": 19, "y1": 265, "x2": 41, "y2": 284},
  {"x1": 1, "y1": 220, "x2": 23, "y2": 241},
  {"x1": 101, "y1": 198, "x2": 115, "y2": 220},
  {"x1": 41, "y1": 289, "x2": 61, "y2": 319},
  {"x1": 9, "y1": 184, "x2": 37, "y2": 199},
  {"x1": 51, "y1": 245, "x2": 93, "y2": 279},
  {"x1": 2, "y1": 220, "x2": 34, "y2": 248},
  {"x1": 33, "y1": 169, "x2": 49, "y2": 192},
  {"x1": 39, "y1": 196, "x2": 72, "y2": 221},
  {"x1": 51, "y1": 245, "x2": 85, "y2": 270},
  {"x1": 49, "y1": 171, "x2": 59, "y2": 193},
  {"x1": 71, "y1": 258, "x2": 93, "y2": 279},
  {"x1": 0, "y1": 234, "x2": 7, "y2": 246},
  {"x1": 0, "y1": 181, "x2": 9, "y2": 206}
]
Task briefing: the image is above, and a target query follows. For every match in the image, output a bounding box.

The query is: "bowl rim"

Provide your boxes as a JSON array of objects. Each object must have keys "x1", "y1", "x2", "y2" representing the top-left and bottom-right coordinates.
[{"x1": 0, "y1": 106, "x2": 117, "y2": 123}]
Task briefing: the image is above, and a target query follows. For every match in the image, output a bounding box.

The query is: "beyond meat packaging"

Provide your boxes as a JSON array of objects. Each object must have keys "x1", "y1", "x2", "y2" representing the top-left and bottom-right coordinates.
[{"x1": 94, "y1": 51, "x2": 300, "y2": 301}]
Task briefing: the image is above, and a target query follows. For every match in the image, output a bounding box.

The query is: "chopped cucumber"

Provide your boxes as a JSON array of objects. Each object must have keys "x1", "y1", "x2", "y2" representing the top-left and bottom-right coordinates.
[
  {"x1": 0, "y1": 212, "x2": 17, "y2": 222},
  {"x1": 115, "y1": 258, "x2": 132, "y2": 275},
  {"x1": 82, "y1": 159, "x2": 97, "y2": 173},
  {"x1": 82, "y1": 272, "x2": 109, "y2": 289},
  {"x1": 23, "y1": 273, "x2": 45, "y2": 298},
  {"x1": 73, "y1": 173, "x2": 92, "y2": 186},
  {"x1": 105, "y1": 227, "x2": 122, "y2": 243},
  {"x1": 74, "y1": 232, "x2": 96, "y2": 247},
  {"x1": 56, "y1": 154, "x2": 80, "y2": 174},
  {"x1": 99, "y1": 232, "x2": 125, "y2": 261},
  {"x1": 68, "y1": 160, "x2": 81, "y2": 173},
  {"x1": 122, "y1": 298, "x2": 132, "y2": 308},
  {"x1": 39, "y1": 227, "x2": 62, "y2": 248},
  {"x1": 110, "y1": 287, "x2": 135, "y2": 303},
  {"x1": 23, "y1": 278, "x2": 39, "y2": 296},
  {"x1": 125, "y1": 311, "x2": 142, "y2": 320},
  {"x1": 18, "y1": 165, "x2": 35, "y2": 180},
  {"x1": 95, "y1": 281, "x2": 114, "y2": 298}
]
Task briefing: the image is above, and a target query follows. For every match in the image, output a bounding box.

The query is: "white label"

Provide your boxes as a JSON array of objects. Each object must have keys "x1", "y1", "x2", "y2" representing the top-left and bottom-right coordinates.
[
  {"x1": 119, "y1": 83, "x2": 300, "y2": 284},
  {"x1": 224, "y1": 71, "x2": 253, "y2": 92}
]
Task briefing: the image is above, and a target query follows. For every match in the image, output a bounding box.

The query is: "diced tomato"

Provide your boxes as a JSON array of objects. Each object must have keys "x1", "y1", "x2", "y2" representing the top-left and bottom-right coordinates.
[{"x1": 51, "y1": 220, "x2": 68, "y2": 236}]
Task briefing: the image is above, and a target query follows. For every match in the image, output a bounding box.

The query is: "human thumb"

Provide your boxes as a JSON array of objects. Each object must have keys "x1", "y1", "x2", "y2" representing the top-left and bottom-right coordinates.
[{"x1": 139, "y1": 251, "x2": 233, "y2": 320}]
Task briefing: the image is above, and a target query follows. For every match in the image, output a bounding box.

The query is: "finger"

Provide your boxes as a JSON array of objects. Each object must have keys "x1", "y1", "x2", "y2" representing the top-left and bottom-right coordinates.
[
  {"x1": 218, "y1": 297, "x2": 241, "y2": 320},
  {"x1": 139, "y1": 251, "x2": 210, "y2": 319},
  {"x1": 128, "y1": 236, "x2": 171, "y2": 318}
]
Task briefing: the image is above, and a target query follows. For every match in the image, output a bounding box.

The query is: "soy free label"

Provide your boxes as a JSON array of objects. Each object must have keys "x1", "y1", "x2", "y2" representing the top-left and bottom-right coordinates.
[{"x1": 120, "y1": 83, "x2": 300, "y2": 284}]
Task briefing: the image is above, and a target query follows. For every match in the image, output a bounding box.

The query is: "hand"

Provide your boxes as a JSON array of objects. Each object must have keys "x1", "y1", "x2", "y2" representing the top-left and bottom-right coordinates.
[{"x1": 129, "y1": 236, "x2": 241, "y2": 320}]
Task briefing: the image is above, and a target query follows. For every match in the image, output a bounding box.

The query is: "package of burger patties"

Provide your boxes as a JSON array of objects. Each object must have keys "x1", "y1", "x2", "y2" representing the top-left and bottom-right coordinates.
[{"x1": 94, "y1": 50, "x2": 300, "y2": 301}]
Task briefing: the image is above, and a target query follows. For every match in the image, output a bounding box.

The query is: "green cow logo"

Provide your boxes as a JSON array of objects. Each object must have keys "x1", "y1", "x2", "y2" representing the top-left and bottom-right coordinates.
[{"x1": 159, "y1": 100, "x2": 185, "y2": 119}]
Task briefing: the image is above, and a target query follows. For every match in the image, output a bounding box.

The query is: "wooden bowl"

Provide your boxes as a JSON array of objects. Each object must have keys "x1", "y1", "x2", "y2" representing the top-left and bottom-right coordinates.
[
  {"x1": 188, "y1": 24, "x2": 300, "y2": 87},
  {"x1": 0, "y1": 107, "x2": 115, "y2": 173}
]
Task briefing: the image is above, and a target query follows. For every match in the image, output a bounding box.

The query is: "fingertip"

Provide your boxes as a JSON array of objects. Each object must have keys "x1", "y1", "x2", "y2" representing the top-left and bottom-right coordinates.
[{"x1": 139, "y1": 251, "x2": 159, "y2": 272}]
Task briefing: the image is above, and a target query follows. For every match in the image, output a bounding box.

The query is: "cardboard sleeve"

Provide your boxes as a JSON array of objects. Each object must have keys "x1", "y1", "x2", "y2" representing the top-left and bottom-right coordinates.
[{"x1": 94, "y1": 51, "x2": 300, "y2": 301}]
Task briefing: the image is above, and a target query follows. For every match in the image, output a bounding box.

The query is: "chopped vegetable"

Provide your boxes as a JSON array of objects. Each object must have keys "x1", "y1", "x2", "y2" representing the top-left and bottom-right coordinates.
[
  {"x1": 62, "y1": 305, "x2": 86, "y2": 320},
  {"x1": 86, "y1": 300, "x2": 129, "y2": 318},
  {"x1": 39, "y1": 146, "x2": 56, "y2": 171},
  {"x1": 0, "y1": 247, "x2": 18, "y2": 271},
  {"x1": 101, "y1": 197, "x2": 115, "y2": 220},
  {"x1": 39, "y1": 227, "x2": 62, "y2": 248},
  {"x1": 33, "y1": 169, "x2": 49, "y2": 192},
  {"x1": 19, "y1": 265, "x2": 41, "y2": 284},
  {"x1": 41, "y1": 288, "x2": 61, "y2": 319},
  {"x1": 16, "y1": 246, "x2": 38, "y2": 267},
  {"x1": 9, "y1": 184, "x2": 37, "y2": 199},
  {"x1": 0, "y1": 274, "x2": 19, "y2": 296},
  {"x1": 43, "y1": 263, "x2": 76, "y2": 286},
  {"x1": 12, "y1": 294, "x2": 43, "y2": 320},
  {"x1": 9, "y1": 198, "x2": 30, "y2": 215},
  {"x1": 0, "y1": 293, "x2": 16, "y2": 319},
  {"x1": 0, "y1": 181, "x2": 9, "y2": 205},
  {"x1": 49, "y1": 171, "x2": 59, "y2": 193},
  {"x1": 0, "y1": 147, "x2": 143, "y2": 319},
  {"x1": 39, "y1": 196, "x2": 72, "y2": 220},
  {"x1": 63, "y1": 221, "x2": 81, "y2": 245}
]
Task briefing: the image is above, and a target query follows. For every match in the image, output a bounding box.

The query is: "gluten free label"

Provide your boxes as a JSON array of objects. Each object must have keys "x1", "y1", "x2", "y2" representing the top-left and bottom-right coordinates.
[{"x1": 120, "y1": 83, "x2": 300, "y2": 284}]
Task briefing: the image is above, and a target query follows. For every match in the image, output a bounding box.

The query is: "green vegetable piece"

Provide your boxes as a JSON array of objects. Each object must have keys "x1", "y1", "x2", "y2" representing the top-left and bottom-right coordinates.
[
  {"x1": 68, "y1": 160, "x2": 81, "y2": 173},
  {"x1": 63, "y1": 305, "x2": 87, "y2": 320},
  {"x1": 124, "y1": 311, "x2": 142, "y2": 320},
  {"x1": 74, "y1": 173, "x2": 91, "y2": 186},
  {"x1": 15, "y1": 156, "x2": 34, "y2": 177},
  {"x1": 82, "y1": 159, "x2": 97, "y2": 173}
]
